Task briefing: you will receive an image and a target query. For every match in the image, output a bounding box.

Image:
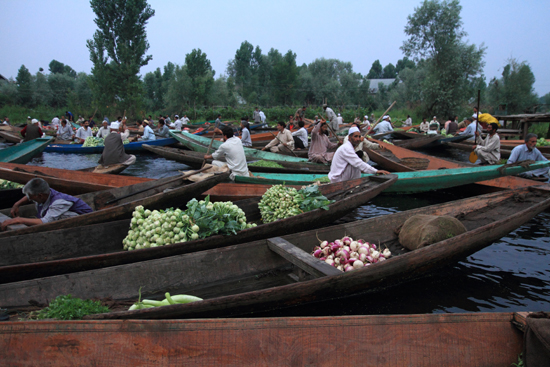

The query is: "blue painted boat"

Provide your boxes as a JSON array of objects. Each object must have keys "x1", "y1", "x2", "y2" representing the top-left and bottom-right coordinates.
[
  {"x1": 44, "y1": 137, "x2": 177, "y2": 154},
  {"x1": 0, "y1": 137, "x2": 54, "y2": 164},
  {"x1": 235, "y1": 161, "x2": 550, "y2": 194},
  {"x1": 170, "y1": 130, "x2": 311, "y2": 163}
]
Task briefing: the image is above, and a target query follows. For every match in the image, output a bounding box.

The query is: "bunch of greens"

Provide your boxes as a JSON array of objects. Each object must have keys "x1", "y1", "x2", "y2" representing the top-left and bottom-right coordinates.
[
  {"x1": 32, "y1": 295, "x2": 109, "y2": 320},
  {"x1": 248, "y1": 160, "x2": 284, "y2": 168},
  {"x1": 123, "y1": 197, "x2": 257, "y2": 251},
  {"x1": 258, "y1": 184, "x2": 333, "y2": 223},
  {"x1": 537, "y1": 137, "x2": 550, "y2": 147},
  {"x1": 82, "y1": 136, "x2": 104, "y2": 147},
  {"x1": 0, "y1": 179, "x2": 23, "y2": 189}
]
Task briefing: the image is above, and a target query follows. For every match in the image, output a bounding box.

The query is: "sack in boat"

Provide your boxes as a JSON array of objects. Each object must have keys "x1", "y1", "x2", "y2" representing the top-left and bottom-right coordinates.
[
  {"x1": 398, "y1": 214, "x2": 467, "y2": 250},
  {"x1": 185, "y1": 164, "x2": 229, "y2": 182}
]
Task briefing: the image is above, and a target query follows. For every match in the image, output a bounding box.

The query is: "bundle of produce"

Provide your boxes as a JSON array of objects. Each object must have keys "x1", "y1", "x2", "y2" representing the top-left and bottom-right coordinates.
[
  {"x1": 122, "y1": 197, "x2": 256, "y2": 251},
  {"x1": 409, "y1": 128, "x2": 421, "y2": 133},
  {"x1": 537, "y1": 138, "x2": 550, "y2": 147},
  {"x1": 92, "y1": 127, "x2": 99, "y2": 134},
  {"x1": 0, "y1": 179, "x2": 23, "y2": 189},
  {"x1": 258, "y1": 184, "x2": 332, "y2": 223},
  {"x1": 439, "y1": 129, "x2": 454, "y2": 138},
  {"x1": 122, "y1": 139, "x2": 130, "y2": 144},
  {"x1": 311, "y1": 235, "x2": 392, "y2": 272},
  {"x1": 82, "y1": 136, "x2": 105, "y2": 147},
  {"x1": 129, "y1": 289, "x2": 202, "y2": 310},
  {"x1": 248, "y1": 160, "x2": 284, "y2": 168}
]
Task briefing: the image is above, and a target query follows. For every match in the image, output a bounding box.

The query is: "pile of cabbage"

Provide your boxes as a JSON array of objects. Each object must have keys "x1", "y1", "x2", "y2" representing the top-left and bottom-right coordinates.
[
  {"x1": 82, "y1": 136, "x2": 104, "y2": 147},
  {"x1": 537, "y1": 137, "x2": 550, "y2": 147},
  {"x1": 91, "y1": 127, "x2": 99, "y2": 134},
  {"x1": 123, "y1": 197, "x2": 256, "y2": 251},
  {"x1": 311, "y1": 235, "x2": 392, "y2": 272},
  {"x1": 439, "y1": 129, "x2": 454, "y2": 137},
  {"x1": 258, "y1": 184, "x2": 332, "y2": 223}
]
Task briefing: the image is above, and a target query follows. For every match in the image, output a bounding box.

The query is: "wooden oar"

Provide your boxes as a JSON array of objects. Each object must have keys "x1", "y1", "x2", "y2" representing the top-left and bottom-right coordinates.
[
  {"x1": 201, "y1": 133, "x2": 217, "y2": 168},
  {"x1": 268, "y1": 131, "x2": 298, "y2": 157},
  {"x1": 471, "y1": 90, "x2": 482, "y2": 164},
  {"x1": 324, "y1": 123, "x2": 343, "y2": 144},
  {"x1": 98, "y1": 166, "x2": 211, "y2": 207},
  {"x1": 365, "y1": 101, "x2": 396, "y2": 137}
]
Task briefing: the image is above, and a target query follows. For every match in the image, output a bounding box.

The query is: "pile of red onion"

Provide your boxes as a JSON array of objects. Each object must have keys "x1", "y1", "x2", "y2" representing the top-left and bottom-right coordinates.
[{"x1": 311, "y1": 236, "x2": 392, "y2": 272}]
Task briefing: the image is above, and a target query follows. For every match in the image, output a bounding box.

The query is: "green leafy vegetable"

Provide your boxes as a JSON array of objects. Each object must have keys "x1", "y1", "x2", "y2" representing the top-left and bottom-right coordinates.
[
  {"x1": 0, "y1": 179, "x2": 23, "y2": 189},
  {"x1": 32, "y1": 295, "x2": 109, "y2": 320},
  {"x1": 249, "y1": 160, "x2": 285, "y2": 168}
]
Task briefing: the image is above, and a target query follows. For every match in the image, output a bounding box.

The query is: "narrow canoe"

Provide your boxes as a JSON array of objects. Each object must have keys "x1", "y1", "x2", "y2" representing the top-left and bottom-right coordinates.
[
  {"x1": 373, "y1": 139, "x2": 544, "y2": 191},
  {"x1": 365, "y1": 147, "x2": 418, "y2": 172},
  {"x1": 0, "y1": 131, "x2": 22, "y2": 144},
  {"x1": 0, "y1": 162, "x2": 152, "y2": 195},
  {"x1": 171, "y1": 130, "x2": 311, "y2": 163},
  {"x1": 393, "y1": 134, "x2": 441, "y2": 149},
  {"x1": 142, "y1": 144, "x2": 330, "y2": 174},
  {"x1": 2, "y1": 186, "x2": 546, "y2": 315},
  {"x1": 0, "y1": 137, "x2": 54, "y2": 164},
  {"x1": 0, "y1": 171, "x2": 229, "y2": 239},
  {"x1": 0, "y1": 313, "x2": 525, "y2": 366},
  {"x1": 234, "y1": 162, "x2": 550, "y2": 194},
  {"x1": 44, "y1": 137, "x2": 177, "y2": 153},
  {"x1": 460, "y1": 139, "x2": 550, "y2": 154},
  {"x1": 0, "y1": 175, "x2": 396, "y2": 283}
]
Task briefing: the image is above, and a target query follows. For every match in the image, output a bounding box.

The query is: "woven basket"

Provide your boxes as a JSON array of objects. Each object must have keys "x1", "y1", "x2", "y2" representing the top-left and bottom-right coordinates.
[{"x1": 399, "y1": 157, "x2": 429, "y2": 170}]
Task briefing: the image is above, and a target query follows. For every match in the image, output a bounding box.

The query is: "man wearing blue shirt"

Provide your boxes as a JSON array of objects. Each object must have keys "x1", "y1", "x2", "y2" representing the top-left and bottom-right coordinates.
[
  {"x1": 458, "y1": 117, "x2": 481, "y2": 141},
  {"x1": 508, "y1": 133, "x2": 549, "y2": 179}
]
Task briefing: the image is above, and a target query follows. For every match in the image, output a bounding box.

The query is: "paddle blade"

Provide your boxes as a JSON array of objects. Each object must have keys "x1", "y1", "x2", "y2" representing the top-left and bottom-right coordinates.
[{"x1": 469, "y1": 151, "x2": 478, "y2": 163}]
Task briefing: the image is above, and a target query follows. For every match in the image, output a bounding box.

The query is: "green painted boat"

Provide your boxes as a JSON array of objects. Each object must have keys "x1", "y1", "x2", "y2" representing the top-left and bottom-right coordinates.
[
  {"x1": 0, "y1": 137, "x2": 54, "y2": 164},
  {"x1": 170, "y1": 130, "x2": 312, "y2": 163},
  {"x1": 235, "y1": 161, "x2": 550, "y2": 194}
]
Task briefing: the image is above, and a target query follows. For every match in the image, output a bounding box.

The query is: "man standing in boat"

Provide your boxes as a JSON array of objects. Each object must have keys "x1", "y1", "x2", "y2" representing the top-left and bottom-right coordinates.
[
  {"x1": 507, "y1": 133, "x2": 549, "y2": 179},
  {"x1": 308, "y1": 121, "x2": 339, "y2": 163},
  {"x1": 253, "y1": 107, "x2": 262, "y2": 124},
  {"x1": 328, "y1": 127, "x2": 390, "y2": 183},
  {"x1": 204, "y1": 126, "x2": 249, "y2": 181},
  {"x1": 323, "y1": 104, "x2": 339, "y2": 137},
  {"x1": 21, "y1": 119, "x2": 43, "y2": 142},
  {"x1": 472, "y1": 123, "x2": 500, "y2": 165},
  {"x1": 1, "y1": 178, "x2": 93, "y2": 231},
  {"x1": 262, "y1": 121, "x2": 294, "y2": 154}
]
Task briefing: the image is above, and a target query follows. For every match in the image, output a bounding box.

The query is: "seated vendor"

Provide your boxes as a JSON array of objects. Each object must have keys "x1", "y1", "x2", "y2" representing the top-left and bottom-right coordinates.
[
  {"x1": 98, "y1": 126, "x2": 136, "y2": 167},
  {"x1": 1, "y1": 178, "x2": 93, "y2": 230}
]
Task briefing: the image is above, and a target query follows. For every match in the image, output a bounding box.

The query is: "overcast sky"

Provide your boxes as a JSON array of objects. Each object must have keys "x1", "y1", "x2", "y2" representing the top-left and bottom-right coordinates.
[{"x1": 1, "y1": 0, "x2": 549, "y2": 96}]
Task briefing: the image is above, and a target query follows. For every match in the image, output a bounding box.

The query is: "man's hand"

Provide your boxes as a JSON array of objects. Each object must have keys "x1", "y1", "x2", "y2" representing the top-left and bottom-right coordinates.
[
  {"x1": 376, "y1": 170, "x2": 391, "y2": 175},
  {"x1": 1, "y1": 218, "x2": 17, "y2": 231},
  {"x1": 204, "y1": 154, "x2": 212, "y2": 160},
  {"x1": 261, "y1": 147, "x2": 266, "y2": 151},
  {"x1": 472, "y1": 145, "x2": 477, "y2": 150}
]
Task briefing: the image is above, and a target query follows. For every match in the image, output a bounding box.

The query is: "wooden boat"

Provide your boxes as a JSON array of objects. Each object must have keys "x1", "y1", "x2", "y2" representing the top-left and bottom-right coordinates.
[
  {"x1": 0, "y1": 130, "x2": 22, "y2": 144},
  {"x1": 0, "y1": 137, "x2": 54, "y2": 164},
  {"x1": 2, "y1": 186, "x2": 547, "y2": 317},
  {"x1": 0, "y1": 162, "x2": 152, "y2": 195},
  {"x1": 0, "y1": 312, "x2": 526, "y2": 366},
  {"x1": 171, "y1": 130, "x2": 312, "y2": 163},
  {"x1": 0, "y1": 171, "x2": 228, "y2": 239},
  {"x1": 44, "y1": 137, "x2": 177, "y2": 154},
  {"x1": 81, "y1": 163, "x2": 130, "y2": 175},
  {"x1": 0, "y1": 188, "x2": 22, "y2": 209},
  {"x1": 392, "y1": 133, "x2": 441, "y2": 149},
  {"x1": 200, "y1": 182, "x2": 293, "y2": 201},
  {"x1": 372, "y1": 138, "x2": 544, "y2": 191},
  {"x1": 420, "y1": 134, "x2": 474, "y2": 148},
  {"x1": 234, "y1": 162, "x2": 550, "y2": 194},
  {"x1": 142, "y1": 144, "x2": 330, "y2": 174},
  {"x1": 460, "y1": 139, "x2": 550, "y2": 154},
  {"x1": 0, "y1": 175, "x2": 396, "y2": 283}
]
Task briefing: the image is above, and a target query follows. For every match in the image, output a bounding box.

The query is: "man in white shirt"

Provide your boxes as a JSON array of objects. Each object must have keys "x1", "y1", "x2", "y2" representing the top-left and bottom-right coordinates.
[
  {"x1": 51, "y1": 116, "x2": 60, "y2": 128},
  {"x1": 181, "y1": 115, "x2": 190, "y2": 124},
  {"x1": 96, "y1": 120, "x2": 111, "y2": 139},
  {"x1": 337, "y1": 113, "x2": 344, "y2": 126},
  {"x1": 56, "y1": 119, "x2": 74, "y2": 141},
  {"x1": 75, "y1": 120, "x2": 93, "y2": 143},
  {"x1": 204, "y1": 126, "x2": 249, "y2": 181},
  {"x1": 259, "y1": 110, "x2": 266, "y2": 124},
  {"x1": 403, "y1": 115, "x2": 412, "y2": 127},
  {"x1": 329, "y1": 127, "x2": 390, "y2": 183},
  {"x1": 262, "y1": 121, "x2": 294, "y2": 153},
  {"x1": 140, "y1": 120, "x2": 156, "y2": 141},
  {"x1": 2, "y1": 117, "x2": 9, "y2": 125},
  {"x1": 173, "y1": 118, "x2": 183, "y2": 131},
  {"x1": 291, "y1": 120, "x2": 309, "y2": 150},
  {"x1": 323, "y1": 104, "x2": 339, "y2": 137},
  {"x1": 473, "y1": 123, "x2": 500, "y2": 165},
  {"x1": 371, "y1": 115, "x2": 394, "y2": 140},
  {"x1": 419, "y1": 118, "x2": 429, "y2": 133}
]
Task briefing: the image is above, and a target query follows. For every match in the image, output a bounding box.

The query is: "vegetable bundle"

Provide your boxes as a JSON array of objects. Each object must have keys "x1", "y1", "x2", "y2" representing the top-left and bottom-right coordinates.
[
  {"x1": 311, "y1": 235, "x2": 392, "y2": 272},
  {"x1": 82, "y1": 136, "x2": 104, "y2": 147},
  {"x1": 258, "y1": 184, "x2": 332, "y2": 223},
  {"x1": 0, "y1": 179, "x2": 23, "y2": 189},
  {"x1": 122, "y1": 197, "x2": 256, "y2": 251},
  {"x1": 129, "y1": 291, "x2": 202, "y2": 310},
  {"x1": 248, "y1": 160, "x2": 284, "y2": 168},
  {"x1": 537, "y1": 138, "x2": 550, "y2": 147},
  {"x1": 439, "y1": 129, "x2": 454, "y2": 138}
]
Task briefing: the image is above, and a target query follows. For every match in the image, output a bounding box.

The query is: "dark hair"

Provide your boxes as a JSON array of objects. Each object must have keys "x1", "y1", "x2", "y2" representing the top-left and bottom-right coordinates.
[
  {"x1": 241, "y1": 120, "x2": 249, "y2": 130},
  {"x1": 221, "y1": 126, "x2": 233, "y2": 138},
  {"x1": 217, "y1": 114, "x2": 221, "y2": 117},
  {"x1": 277, "y1": 121, "x2": 286, "y2": 128},
  {"x1": 525, "y1": 133, "x2": 538, "y2": 142},
  {"x1": 298, "y1": 120, "x2": 304, "y2": 128},
  {"x1": 159, "y1": 119, "x2": 165, "y2": 125},
  {"x1": 117, "y1": 116, "x2": 122, "y2": 120},
  {"x1": 467, "y1": 117, "x2": 474, "y2": 122},
  {"x1": 489, "y1": 123, "x2": 499, "y2": 131},
  {"x1": 449, "y1": 116, "x2": 454, "y2": 121}
]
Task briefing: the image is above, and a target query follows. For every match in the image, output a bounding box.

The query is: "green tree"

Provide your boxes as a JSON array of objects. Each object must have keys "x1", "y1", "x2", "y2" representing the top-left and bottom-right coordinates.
[
  {"x1": 486, "y1": 59, "x2": 539, "y2": 114},
  {"x1": 16, "y1": 65, "x2": 34, "y2": 107},
  {"x1": 367, "y1": 60, "x2": 383, "y2": 79},
  {"x1": 34, "y1": 71, "x2": 53, "y2": 106},
  {"x1": 48, "y1": 73, "x2": 75, "y2": 108},
  {"x1": 86, "y1": 0, "x2": 155, "y2": 114},
  {"x1": 49, "y1": 60, "x2": 66, "y2": 74},
  {"x1": 164, "y1": 65, "x2": 192, "y2": 112},
  {"x1": 395, "y1": 57, "x2": 415, "y2": 74},
  {"x1": 227, "y1": 41, "x2": 255, "y2": 101},
  {"x1": 143, "y1": 68, "x2": 163, "y2": 111},
  {"x1": 401, "y1": 0, "x2": 485, "y2": 117},
  {"x1": 271, "y1": 50, "x2": 298, "y2": 105},
  {"x1": 382, "y1": 63, "x2": 396, "y2": 78},
  {"x1": 185, "y1": 49, "x2": 215, "y2": 106}
]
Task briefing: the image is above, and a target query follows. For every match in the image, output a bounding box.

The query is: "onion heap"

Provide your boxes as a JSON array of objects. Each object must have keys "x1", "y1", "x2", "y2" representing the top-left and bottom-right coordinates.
[
  {"x1": 122, "y1": 198, "x2": 256, "y2": 251},
  {"x1": 311, "y1": 236, "x2": 392, "y2": 272}
]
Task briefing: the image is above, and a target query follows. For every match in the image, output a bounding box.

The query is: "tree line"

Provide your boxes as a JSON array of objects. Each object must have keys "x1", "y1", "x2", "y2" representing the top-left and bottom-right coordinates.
[{"x1": 1, "y1": 0, "x2": 547, "y2": 122}]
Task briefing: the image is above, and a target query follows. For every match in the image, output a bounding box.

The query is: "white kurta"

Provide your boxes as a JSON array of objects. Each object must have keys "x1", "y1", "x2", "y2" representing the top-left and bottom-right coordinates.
[
  {"x1": 325, "y1": 108, "x2": 338, "y2": 132},
  {"x1": 75, "y1": 127, "x2": 93, "y2": 141},
  {"x1": 475, "y1": 133, "x2": 500, "y2": 164},
  {"x1": 328, "y1": 141, "x2": 378, "y2": 183},
  {"x1": 212, "y1": 136, "x2": 249, "y2": 180},
  {"x1": 343, "y1": 135, "x2": 379, "y2": 162},
  {"x1": 265, "y1": 129, "x2": 294, "y2": 152},
  {"x1": 291, "y1": 127, "x2": 309, "y2": 148}
]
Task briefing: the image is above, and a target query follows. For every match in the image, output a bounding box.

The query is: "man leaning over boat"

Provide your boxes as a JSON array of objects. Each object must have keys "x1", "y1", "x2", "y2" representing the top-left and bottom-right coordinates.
[
  {"x1": 507, "y1": 133, "x2": 550, "y2": 180},
  {"x1": 204, "y1": 126, "x2": 249, "y2": 181},
  {"x1": 328, "y1": 127, "x2": 390, "y2": 183},
  {"x1": 1, "y1": 178, "x2": 93, "y2": 230}
]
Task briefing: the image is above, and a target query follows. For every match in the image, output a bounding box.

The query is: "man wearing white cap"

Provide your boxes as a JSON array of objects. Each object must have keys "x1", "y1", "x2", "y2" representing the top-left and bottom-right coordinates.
[
  {"x1": 74, "y1": 120, "x2": 93, "y2": 143},
  {"x1": 362, "y1": 115, "x2": 371, "y2": 130},
  {"x1": 96, "y1": 120, "x2": 111, "y2": 139},
  {"x1": 427, "y1": 116, "x2": 440, "y2": 135},
  {"x1": 21, "y1": 119, "x2": 43, "y2": 142},
  {"x1": 371, "y1": 115, "x2": 393, "y2": 140},
  {"x1": 329, "y1": 127, "x2": 390, "y2": 183},
  {"x1": 337, "y1": 113, "x2": 343, "y2": 126}
]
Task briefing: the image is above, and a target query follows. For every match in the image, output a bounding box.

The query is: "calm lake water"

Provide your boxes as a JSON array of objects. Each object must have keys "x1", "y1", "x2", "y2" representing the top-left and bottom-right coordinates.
[{"x1": 20, "y1": 148, "x2": 550, "y2": 316}]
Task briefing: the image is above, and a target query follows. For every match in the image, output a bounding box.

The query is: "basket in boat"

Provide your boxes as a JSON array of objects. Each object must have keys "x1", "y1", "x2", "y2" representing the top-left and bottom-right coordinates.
[{"x1": 399, "y1": 157, "x2": 429, "y2": 170}]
